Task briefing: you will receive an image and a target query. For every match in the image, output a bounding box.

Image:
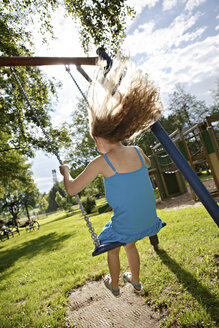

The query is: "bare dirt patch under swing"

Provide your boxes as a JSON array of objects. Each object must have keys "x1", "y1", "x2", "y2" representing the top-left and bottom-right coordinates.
[{"x1": 66, "y1": 281, "x2": 165, "y2": 328}]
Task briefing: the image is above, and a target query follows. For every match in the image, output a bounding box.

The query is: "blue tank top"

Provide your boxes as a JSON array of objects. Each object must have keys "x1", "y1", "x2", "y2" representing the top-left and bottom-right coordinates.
[{"x1": 102, "y1": 147, "x2": 162, "y2": 239}]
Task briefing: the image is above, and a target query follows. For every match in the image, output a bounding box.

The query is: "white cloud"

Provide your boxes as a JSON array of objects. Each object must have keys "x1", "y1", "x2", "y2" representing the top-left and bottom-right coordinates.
[
  {"x1": 122, "y1": 10, "x2": 216, "y2": 108},
  {"x1": 162, "y1": 0, "x2": 177, "y2": 11},
  {"x1": 126, "y1": 0, "x2": 146, "y2": 15},
  {"x1": 34, "y1": 172, "x2": 63, "y2": 192},
  {"x1": 124, "y1": 12, "x2": 204, "y2": 56},
  {"x1": 35, "y1": 176, "x2": 53, "y2": 185},
  {"x1": 34, "y1": 177, "x2": 53, "y2": 192},
  {"x1": 31, "y1": 150, "x2": 62, "y2": 192},
  {"x1": 33, "y1": 7, "x2": 86, "y2": 57},
  {"x1": 216, "y1": 25, "x2": 219, "y2": 31},
  {"x1": 146, "y1": 0, "x2": 160, "y2": 8},
  {"x1": 135, "y1": 34, "x2": 219, "y2": 107},
  {"x1": 123, "y1": 3, "x2": 218, "y2": 107},
  {"x1": 125, "y1": 0, "x2": 150, "y2": 30},
  {"x1": 185, "y1": 0, "x2": 207, "y2": 12}
]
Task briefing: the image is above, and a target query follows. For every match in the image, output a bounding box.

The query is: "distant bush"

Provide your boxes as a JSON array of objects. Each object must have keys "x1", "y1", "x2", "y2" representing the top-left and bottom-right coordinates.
[
  {"x1": 98, "y1": 203, "x2": 112, "y2": 214},
  {"x1": 55, "y1": 191, "x2": 73, "y2": 213},
  {"x1": 82, "y1": 196, "x2": 96, "y2": 214}
]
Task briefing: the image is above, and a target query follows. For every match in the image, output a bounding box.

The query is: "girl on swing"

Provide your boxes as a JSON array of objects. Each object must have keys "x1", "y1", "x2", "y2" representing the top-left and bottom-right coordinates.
[{"x1": 60, "y1": 55, "x2": 164, "y2": 297}]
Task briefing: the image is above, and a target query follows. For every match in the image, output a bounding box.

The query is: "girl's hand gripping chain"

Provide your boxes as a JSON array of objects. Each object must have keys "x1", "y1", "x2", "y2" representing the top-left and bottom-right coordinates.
[
  {"x1": 59, "y1": 165, "x2": 70, "y2": 177},
  {"x1": 59, "y1": 165, "x2": 73, "y2": 195}
]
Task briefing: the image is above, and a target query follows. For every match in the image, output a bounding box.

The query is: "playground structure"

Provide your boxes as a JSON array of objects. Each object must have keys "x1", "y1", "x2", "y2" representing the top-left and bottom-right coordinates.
[
  {"x1": 0, "y1": 49, "x2": 218, "y2": 255},
  {"x1": 150, "y1": 130, "x2": 187, "y2": 200},
  {"x1": 150, "y1": 113, "x2": 219, "y2": 201}
]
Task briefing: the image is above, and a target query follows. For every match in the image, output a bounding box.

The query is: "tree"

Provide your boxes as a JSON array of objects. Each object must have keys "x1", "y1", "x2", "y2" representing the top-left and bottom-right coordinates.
[
  {"x1": 91, "y1": 175, "x2": 105, "y2": 197},
  {"x1": 81, "y1": 195, "x2": 96, "y2": 214},
  {"x1": 209, "y1": 79, "x2": 219, "y2": 114},
  {"x1": 55, "y1": 191, "x2": 72, "y2": 212},
  {"x1": 1, "y1": 1, "x2": 135, "y2": 55},
  {"x1": 166, "y1": 84, "x2": 212, "y2": 130},
  {"x1": 0, "y1": 6, "x2": 71, "y2": 169},
  {"x1": 65, "y1": 96, "x2": 99, "y2": 177},
  {"x1": 0, "y1": 160, "x2": 39, "y2": 224},
  {"x1": 134, "y1": 129, "x2": 157, "y2": 157},
  {"x1": 65, "y1": 0, "x2": 135, "y2": 54},
  {"x1": 20, "y1": 182, "x2": 40, "y2": 219},
  {"x1": 38, "y1": 196, "x2": 49, "y2": 214},
  {"x1": 46, "y1": 182, "x2": 67, "y2": 212}
]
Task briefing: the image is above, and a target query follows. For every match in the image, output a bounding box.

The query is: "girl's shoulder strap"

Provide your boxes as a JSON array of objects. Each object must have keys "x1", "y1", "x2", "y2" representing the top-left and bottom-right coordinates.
[
  {"x1": 134, "y1": 146, "x2": 145, "y2": 165},
  {"x1": 103, "y1": 154, "x2": 117, "y2": 173}
]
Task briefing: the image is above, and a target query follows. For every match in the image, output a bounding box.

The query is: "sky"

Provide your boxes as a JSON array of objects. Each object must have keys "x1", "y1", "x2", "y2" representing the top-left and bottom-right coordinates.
[{"x1": 31, "y1": 0, "x2": 219, "y2": 193}]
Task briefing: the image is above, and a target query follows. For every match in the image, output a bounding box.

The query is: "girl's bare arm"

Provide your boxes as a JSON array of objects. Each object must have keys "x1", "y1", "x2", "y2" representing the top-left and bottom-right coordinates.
[{"x1": 60, "y1": 156, "x2": 103, "y2": 196}]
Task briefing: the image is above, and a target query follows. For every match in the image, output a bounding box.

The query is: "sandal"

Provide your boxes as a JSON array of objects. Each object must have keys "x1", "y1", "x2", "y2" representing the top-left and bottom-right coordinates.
[
  {"x1": 123, "y1": 272, "x2": 143, "y2": 293},
  {"x1": 104, "y1": 274, "x2": 121, "y2": 298}
]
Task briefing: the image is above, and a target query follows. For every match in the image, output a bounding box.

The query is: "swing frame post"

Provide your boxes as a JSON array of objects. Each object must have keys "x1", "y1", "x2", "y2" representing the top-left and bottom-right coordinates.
[{"x1": 150, "y1": 121, "x2": 219, "y2": 227}]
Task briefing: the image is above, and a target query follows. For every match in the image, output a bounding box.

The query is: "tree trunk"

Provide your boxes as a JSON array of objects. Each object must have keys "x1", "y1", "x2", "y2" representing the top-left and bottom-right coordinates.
[{"x1": 25, "y1": 202, "x2": 30, "y2": 219}]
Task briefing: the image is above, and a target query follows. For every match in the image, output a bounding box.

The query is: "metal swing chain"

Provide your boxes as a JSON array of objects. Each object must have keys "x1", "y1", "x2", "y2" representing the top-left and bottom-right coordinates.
[
  {"x1": 10, "y1": 67, "x2": 63, "y2": 166},
  {"x1": 10, "y1": 67, "x2": 100, "y2": 248},
  {"x1": 65, "y1": 65, "x2": 90, "y2": 106},
  {"x1": 64, "y1": 65, "x2": 100, "y2": 247}
]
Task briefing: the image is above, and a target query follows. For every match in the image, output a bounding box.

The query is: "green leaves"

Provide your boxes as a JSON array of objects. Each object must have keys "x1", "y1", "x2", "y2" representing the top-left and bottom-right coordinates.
[
  {"x1": 167, "y1": 84, "x2": 212, "y2": 130},
  {"x1": 1, "y1": 0, "x2": 134, "y2": 55},
  {"x1": 55, "y1": 191, "x2": 72, "y2": 212},
  {"x1": 0, "y1": 155, "x2": 39, "y2": 219},
  {"x1": 63, "y1": 0, "x2": 135, "y2": 54},
  {"x1": 64, "y1": 95, "x2": 98, "y2": 174}
]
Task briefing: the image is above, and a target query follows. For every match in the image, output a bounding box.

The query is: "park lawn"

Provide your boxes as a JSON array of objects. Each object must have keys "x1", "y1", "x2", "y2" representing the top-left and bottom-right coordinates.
[{"x1": 0, "y1": 199, "x2": 218, "y2": 328}]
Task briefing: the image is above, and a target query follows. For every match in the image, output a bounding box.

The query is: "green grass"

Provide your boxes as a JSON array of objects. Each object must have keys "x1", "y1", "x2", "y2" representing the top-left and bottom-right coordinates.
[{"x1": 0, "y1": 199, "x2": 218, "y2": 328}]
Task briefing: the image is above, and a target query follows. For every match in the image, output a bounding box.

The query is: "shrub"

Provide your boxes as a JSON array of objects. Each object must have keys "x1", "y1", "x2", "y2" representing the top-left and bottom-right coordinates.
[
  {"x1": 98, "y1": 203, "x2": 112, "y2": 214},
  {"x1": 81, "y1": 196, "x2": 96, "y2": 214}
]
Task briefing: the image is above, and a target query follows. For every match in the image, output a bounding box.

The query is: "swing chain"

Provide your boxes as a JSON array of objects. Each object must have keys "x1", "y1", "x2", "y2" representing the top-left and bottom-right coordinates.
[
  {"x1": 65, "y1": 65, "x2": 101, "y2": 248},
  {"x1": 10, "y1": 67, "x2": 64, "y2": 166},
  {"x1": 65, "y1": 65, "x2": 90, "y2": 106},
  {"x1": 75, "y1": 194, "x2": 100, "y2": 247},
  {"x1": 10, "y1": 67, "x2": 100, "y2": 248}
]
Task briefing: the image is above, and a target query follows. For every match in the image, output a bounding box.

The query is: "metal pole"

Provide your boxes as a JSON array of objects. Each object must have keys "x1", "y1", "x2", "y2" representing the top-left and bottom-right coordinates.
[
  {"x1": 150, "y1": 121, "x2": 219, "y2": 227},
  {"x1": 0, "y1": 56, "x2": 97, "y2": 67}
]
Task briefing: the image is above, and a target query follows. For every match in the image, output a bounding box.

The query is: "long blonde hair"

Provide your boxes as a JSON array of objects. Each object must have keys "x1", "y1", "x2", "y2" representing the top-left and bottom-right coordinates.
[{"x1": 88, "y1": 55, "x2": 163, "y2": 142}]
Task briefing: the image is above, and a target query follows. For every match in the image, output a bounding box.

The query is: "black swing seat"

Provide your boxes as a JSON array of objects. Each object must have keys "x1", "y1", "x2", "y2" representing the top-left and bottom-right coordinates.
[
  {"x1": 92, "y1": 241, "x2": 125, "y2": 257},
  {"x1": 92, "y1": 222, "x2": 167, "y2": 256}
]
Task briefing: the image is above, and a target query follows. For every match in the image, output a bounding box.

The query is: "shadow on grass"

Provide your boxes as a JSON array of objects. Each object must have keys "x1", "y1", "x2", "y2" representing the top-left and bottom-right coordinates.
[
  {"x1": 157, "y1": 249, "x2": 219, "y2": 325},
  {"x1": 0, "y1": 232, "x2": 73, "y2": 275}
]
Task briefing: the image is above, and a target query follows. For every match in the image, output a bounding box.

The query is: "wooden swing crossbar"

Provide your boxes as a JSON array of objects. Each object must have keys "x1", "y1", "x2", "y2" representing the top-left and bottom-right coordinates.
[{"x1": 0, "y1": 56, "x2": 98, "y2": 67}]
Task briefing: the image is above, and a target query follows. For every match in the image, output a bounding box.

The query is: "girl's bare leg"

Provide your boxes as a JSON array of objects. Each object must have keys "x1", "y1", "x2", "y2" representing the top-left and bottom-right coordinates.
[
  {"x1": 107, "y1": 247, "x2": 121, "y2": 290},
  {"x1": 124, "y1": 242, "x2": 140, "y2": 285}
]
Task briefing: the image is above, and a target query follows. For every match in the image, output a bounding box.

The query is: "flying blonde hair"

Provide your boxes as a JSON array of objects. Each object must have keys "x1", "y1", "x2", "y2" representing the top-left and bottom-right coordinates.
[{"x1": 88, "y1": 55, "x2": 163, "y2": 142}]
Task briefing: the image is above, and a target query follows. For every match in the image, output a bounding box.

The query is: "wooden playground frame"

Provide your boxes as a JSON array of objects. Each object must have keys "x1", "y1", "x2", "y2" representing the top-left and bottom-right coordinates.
[{"x1": 151, "y1": 113, "x2": 219, "y2": 201}]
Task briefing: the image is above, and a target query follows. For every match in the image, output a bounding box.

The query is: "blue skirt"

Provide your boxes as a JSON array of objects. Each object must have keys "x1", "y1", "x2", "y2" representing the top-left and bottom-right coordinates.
[{"x1": 98, "y1": 217, "x2": 163, "y2": 245}]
